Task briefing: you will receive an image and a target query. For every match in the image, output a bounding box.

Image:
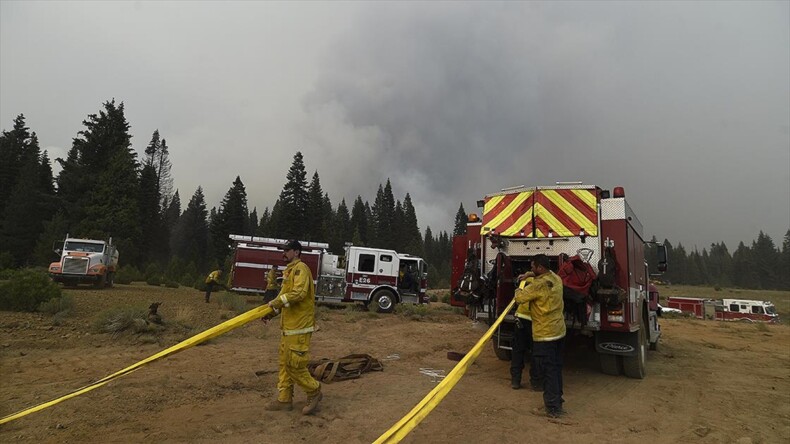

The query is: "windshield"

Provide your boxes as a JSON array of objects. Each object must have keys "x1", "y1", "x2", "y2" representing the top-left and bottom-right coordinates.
[
  {"x1": 64, "y1": 241, "x2": 104, "y2": 253},
  {"x1": 765, "y1": 306, "x2": 777, "y2": 315}
]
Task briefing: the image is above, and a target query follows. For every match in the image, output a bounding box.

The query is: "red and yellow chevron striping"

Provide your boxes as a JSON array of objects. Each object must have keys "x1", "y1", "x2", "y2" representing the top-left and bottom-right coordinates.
[{"x1": 481, "y1": 188, "x2": 598, "y2": 237}]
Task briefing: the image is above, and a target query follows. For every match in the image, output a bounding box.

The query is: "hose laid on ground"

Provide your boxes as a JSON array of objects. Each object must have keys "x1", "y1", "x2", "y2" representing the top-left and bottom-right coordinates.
[
  {"x1": 0, "y1": 304, "x2": 274, "y2": 425},
  {"x1": 373, "y1": 298, "x2": 516, "y2": 444}
]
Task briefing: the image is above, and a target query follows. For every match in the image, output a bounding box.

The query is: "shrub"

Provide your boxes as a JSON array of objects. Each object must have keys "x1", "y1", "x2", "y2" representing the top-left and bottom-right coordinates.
[
  {"x1": 164, "y1": 280, "x2": 180, "y2": 288},
  {"x1": 0, "y1": 269, "x2": 61, "y2": 311},
  {"x1": 217, "y1": 293, "x2": 247, "y2": 313},
  {"x1": 179, "y1": 273, "x2": 195, "y2": 287},
  {"x1": 440, "y1": 293, "x2": 450, "y2": 304},
  {"x1": 144, "y1": 263, "x2": 161, "y2": 280},
  {"x1": 0, "y1": 251, "x2": 14, "y2": 270},
  {"x1": 38, "y1": 293, "x2": 75, "y2": 315},
  {"x1": 193, "y1": 277, "x2": 207, "y2": 292},
  {"x1": 429, "y1": 294, "x2": 439, "y2": 302},
  {"x1": 146, "y1": 275, "x2": 163, "y2": 286},
  {"x1": 93, "y1": 306, "x2": 156, "y2": 336},
  {"x1": 115, "y1": 266, "x2": 143, "y2": 285},
  {"x1": 396, "y1": 303, "x2": 430, "y2": 319}
]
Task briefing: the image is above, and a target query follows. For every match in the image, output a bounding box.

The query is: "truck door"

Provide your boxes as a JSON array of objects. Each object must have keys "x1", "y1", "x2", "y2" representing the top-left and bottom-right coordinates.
[
  {"x1": 378, "y1": 253, "x2": 395, "y2": 278},
  {"x1": 350, "y1": 250, "x2": 376, "y2": 290}
]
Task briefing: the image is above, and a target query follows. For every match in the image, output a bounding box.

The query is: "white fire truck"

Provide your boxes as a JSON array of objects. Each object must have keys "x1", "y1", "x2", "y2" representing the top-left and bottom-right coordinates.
[
  {"x1": 451, "y1": 183, "x2": 667, "y2": 379},
  {"x1": 48, "y1": 235, "x2": 119, "y2": 288},
  {"x1": 228, "y1": 235, "x2": 429, "y2": 313}
]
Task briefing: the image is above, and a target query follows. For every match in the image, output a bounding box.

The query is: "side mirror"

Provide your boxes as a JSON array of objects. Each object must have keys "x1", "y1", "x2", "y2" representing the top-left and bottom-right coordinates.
[{"x1": 657, "y1": 245, "x2": 668, "y2": 272}]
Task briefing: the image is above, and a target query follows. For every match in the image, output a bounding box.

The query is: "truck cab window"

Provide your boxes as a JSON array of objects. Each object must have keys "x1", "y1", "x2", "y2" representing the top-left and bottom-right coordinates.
[
  {"x1": 380, "y1": 255, "x2": 392, "y2": 262},
  {"x1": 729, "y1": 304, "x2": 739, "y2": 312},
  {"x1": 751, "y1": 306, "x2": 764, "y2": 314},
  {"x1": 358, "y1": 254, "x2": 375, "y2": 272}
]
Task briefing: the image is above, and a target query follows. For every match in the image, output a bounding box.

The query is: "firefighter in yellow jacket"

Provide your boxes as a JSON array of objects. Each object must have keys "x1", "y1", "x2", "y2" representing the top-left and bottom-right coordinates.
[
  {"x1": 514, "y1": 254, "x2": 566, "y2": 418},
  {"x1": 264, "y1": 239, "x2": 323, "y2": 415}
]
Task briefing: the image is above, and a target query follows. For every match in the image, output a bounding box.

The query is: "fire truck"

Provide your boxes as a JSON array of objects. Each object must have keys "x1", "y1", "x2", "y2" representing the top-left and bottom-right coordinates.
[
  {"x1": 451, "y1": 183, "x2": 667, "y2": 379},
  {"x1": 228, "y1": 235, "x2": 429, "y2": 313},
  {"x1": 668, "y1": 297, "x2": 779, "y2": 323}
]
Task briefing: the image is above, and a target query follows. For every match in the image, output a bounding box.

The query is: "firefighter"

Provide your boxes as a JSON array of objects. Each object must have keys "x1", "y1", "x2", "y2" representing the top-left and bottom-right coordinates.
[
  {"x1": 510, "y1": 273, "x2": 540, "y2": 391},
  {"x1": 204, "y1": 268, "x2": 228, "y2": 303},
  {"x1": 264, "y1": 265, "x2": 280, "y2": 303},
  {"x1": 264, "y1": 239, "x2": 324, "y2": 415},
  {"x1": 515, "y1": 254, "x2": 565, "y2": 418}
]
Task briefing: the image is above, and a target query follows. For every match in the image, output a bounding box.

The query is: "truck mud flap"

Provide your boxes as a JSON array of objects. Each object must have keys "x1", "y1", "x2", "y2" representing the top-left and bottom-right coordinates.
[{"x1": 596, "y1": 330, "x2": 639, "y2": 357}]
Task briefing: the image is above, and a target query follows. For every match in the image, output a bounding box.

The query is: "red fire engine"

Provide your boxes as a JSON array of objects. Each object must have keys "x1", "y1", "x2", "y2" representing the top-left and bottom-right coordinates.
[
  {"x1": 667, "y1": 297, "x2": 779, "y2": 323},
  {"x1": 228, "y1": 235, "x2": 428, "y2": 313},
  {"x1": 451, "y1": 183, "x2": 667, "y2": 379}
]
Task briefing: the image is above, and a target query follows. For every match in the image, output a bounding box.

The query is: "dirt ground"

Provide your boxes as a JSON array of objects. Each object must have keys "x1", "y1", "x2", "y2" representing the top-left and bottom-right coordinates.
[{"x1": 1, "y1": 283, "x2": 789, "y2": 443}]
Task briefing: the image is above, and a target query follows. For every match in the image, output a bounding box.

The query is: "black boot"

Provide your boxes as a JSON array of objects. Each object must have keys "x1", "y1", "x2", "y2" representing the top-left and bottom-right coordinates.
[{"x1": 511, "y1": 376, "x2": 521, "y2": 390}]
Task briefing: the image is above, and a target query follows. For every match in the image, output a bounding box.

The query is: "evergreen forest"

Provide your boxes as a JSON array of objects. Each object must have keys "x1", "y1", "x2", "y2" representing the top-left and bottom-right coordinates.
[{"x1": 1, "y1": 101, "x2": 788, "y2": 290}]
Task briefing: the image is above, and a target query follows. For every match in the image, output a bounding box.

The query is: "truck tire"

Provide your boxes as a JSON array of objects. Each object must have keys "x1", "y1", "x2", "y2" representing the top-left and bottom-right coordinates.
[
  {"x1": 371, "y1": 290, "x2": 396, "y2": 313},
  {"x1": 94, "y1": 274, "x2": 106, "y2": 289},
  {"x1": 106, "y1": 272, "x2": 115, "y2": 288},
  {"x1": 622, "y1": 327, "x2": 647, "y2": 379},
  {"x1": 599, "y1": 353, "x2": 621, "y2": 376}
]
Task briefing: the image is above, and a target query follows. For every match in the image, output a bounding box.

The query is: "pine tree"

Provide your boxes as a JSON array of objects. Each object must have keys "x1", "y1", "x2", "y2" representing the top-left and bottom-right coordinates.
[
  {"x1": 77, "y1": 137, "x2": 142, "y2": 265},
  {"x1": 171, "y1": 187, "x2": 209, "y2": 269},
  {"x1": 331, "y1": 199, "x2": 352, "y2": 253},
  {"x1": 306, "y1": 171, "x2": 326, "y2": 241},
  {"x1": 33, "y1": 210, "x2": 70, "y2": 266},
  {"x1": 0, "y1": 114, "x2": 31, "y2": 215},
  {"x1": 424, "y1": 226, "x2": 435, "y2": 265},
  {"x1": 453, "y1": 203, "x2": 467, "y2": 236},
  {"x1": 706, "y1": 242, "x2": 732, "y2": 287},
  {"x1": 350, "y1": 196, "x2": 368, "y2": 246},
  {"x1": 781, "y1": 230, "x2": 790, "y2": 290},
  {"x1": 752, "y1": 231, "x2": 780, "y2": 289},
  {"x1": 249, "y1": 207, "x2": 259, "y2": 235},
  {"x1": 257, "y1": 207, "x2": 271, "y2": 237},
  {"x1": 402, "y1": 193, "x2": 423, "y2": 256},
  {"x1": 57, "y1": 100, "x2": 142, "y2": 265},
  {"x1": 371, "y1": 180, "x2": 396, "y2": 248},
  {"x1": 58, "y1": 100, "x2": 137, "y2": 229},
  {"x1": 392, "y1": 200, "x2": 405, "y2": 249},
  {"x1": 277, "y1": 152, "x2": 309, "y2": 239},
  {"x1": 1, "y1": 151, "x2": 51, "y2": 265},
  {"x1": 163, "y1": 190, "x2": 181, "y2": 232},
  {"x1": 732, "y1": 242, "x2": 760, "y2": 289},
  {"x1": 211, "y1": 176, "x2": 249, "y2": 261},
  {"x1": 138, "y1": 163, "x2": 164, "y2": 264}
]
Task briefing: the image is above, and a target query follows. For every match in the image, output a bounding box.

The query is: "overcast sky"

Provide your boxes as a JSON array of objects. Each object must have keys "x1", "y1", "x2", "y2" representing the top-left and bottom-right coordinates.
[{"x1": 2, "y1": 1, "x2": 788, "y2": 252}]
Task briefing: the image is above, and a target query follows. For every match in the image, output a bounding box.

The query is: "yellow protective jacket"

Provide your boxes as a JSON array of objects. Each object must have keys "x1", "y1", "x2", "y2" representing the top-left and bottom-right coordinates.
[
  {"x1": 513, "y1": 270, "x2": 565, "y2": 342},
  {"x1": 267, "y1": 268, "x2": 280, "y2": 290},
  {"x1": 514, "y1": 276, "x2": 534, "y2": 321},
  {"x1": 205, "y1": 270, "x2": 222, "y2": 285},
  {"x1": 270, "y1": 259, "x2": 315, "y2": 335}
]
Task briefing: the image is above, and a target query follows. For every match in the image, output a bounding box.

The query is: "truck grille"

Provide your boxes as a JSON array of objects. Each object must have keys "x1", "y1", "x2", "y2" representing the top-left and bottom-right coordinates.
[{"x1": 63, "y1": 257, "x2": 89, "y2": 274}]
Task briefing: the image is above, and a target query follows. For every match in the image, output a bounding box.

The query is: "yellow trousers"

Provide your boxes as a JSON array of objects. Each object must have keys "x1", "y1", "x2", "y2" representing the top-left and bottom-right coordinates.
[{"x1": 277, "y1": 333, "x2": 320, "y2": 402}]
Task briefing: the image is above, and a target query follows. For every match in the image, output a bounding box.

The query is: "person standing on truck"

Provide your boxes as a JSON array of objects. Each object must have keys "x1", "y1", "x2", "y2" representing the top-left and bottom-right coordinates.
[
  {"x1": 264, "y1": 239, "x2": 324, "y2": 415},
  {"x1": 204, "y1": 268, "x2": 228, "y2": 303},
  {"x1": 264, "y1": 265, "x2": 280, "y2": 302},
  {"x1": 515, "y1": 254, "x2": 566, "y2": 418}
]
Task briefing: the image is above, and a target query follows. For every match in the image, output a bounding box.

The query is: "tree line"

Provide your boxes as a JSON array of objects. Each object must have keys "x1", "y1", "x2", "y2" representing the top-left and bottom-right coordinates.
[
  {"x1": 1, "y1": 100, "x2": 787, "y2": 290},
  {"x1": 0, "y1": 101, "x2": 456, "y2": 286},
  {"x1": 647, "y1": 231, "x2": 790, "y2": 290}
]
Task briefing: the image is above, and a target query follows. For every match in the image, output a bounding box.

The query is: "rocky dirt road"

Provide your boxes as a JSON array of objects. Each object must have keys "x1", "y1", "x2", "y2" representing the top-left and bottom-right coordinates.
[{"x1": 1, "y1": 284, "x2": 788, "y2": 443}]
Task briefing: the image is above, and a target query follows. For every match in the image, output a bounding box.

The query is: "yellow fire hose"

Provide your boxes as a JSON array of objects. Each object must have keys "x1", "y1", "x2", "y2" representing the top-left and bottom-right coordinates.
[
  {"x1": 373, "y1": 298, "x2": 516, "y2": 444},
  {"x1": 0, "y1": 304, "x2": 273, "y2": 425}
]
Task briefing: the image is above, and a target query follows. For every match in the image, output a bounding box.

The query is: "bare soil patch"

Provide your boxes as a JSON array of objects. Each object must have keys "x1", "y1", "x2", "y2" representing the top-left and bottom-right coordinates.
[{"x1": 1, "y1": 283, "x2": 788, "y2": 443}]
